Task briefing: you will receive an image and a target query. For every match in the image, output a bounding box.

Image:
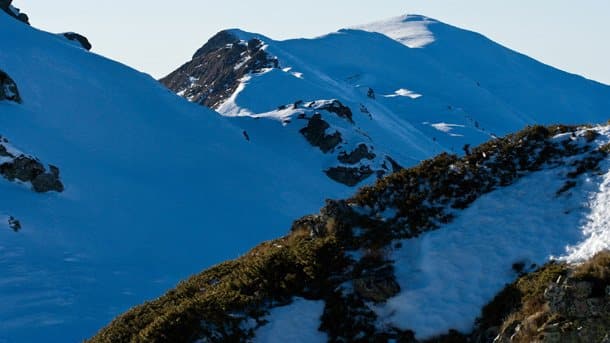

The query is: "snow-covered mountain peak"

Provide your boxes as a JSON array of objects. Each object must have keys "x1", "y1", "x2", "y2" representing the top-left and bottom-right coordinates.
[
  {"x1": 352, "y1": 14, "x2": 437, "y2": 48},
  {"x1": 163, "y1": 14, "x2": 610, "y2": 189}
]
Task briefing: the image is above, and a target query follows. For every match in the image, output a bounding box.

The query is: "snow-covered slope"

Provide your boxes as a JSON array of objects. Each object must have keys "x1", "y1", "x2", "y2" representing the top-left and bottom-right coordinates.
[
  {"x1": 163, "y1": 14, "x2": 610, "y2": 189},
  {"x1": 92, "y1": 124, "x2": 610, "y2": 342},
  {"x1": 0, "y1": 10, "x2": 353, "y2": 343}
]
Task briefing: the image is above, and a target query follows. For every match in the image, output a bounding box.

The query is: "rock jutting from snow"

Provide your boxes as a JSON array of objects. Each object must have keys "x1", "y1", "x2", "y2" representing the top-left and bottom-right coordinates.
[
  {"x1": 299, "y1": 113, "x2": 343, "y2": 153},
  {"x1": 316, "y1": 99, "x2": 354, "y2": 123},
  {"x1": 0, "y1": 138, "x2": 64, "y2": 193},
  {"x1": 0, "y1": 69, "x2": 21, "y2": 103},
  {"x1": 0, "y1": 155, "x2": 64, "y2": 192},
  {"x1": 160, "y1": 30, "x2": 279, "y2": 108},
  {"x1": 325, "y1": 165, "x2": 374, "y2": 187},
  {"x1": 0, "y1": 0, "x2": 29, "y2": 24},
  {"x1": 62, "y1": 32, "x2": 92, "y2": 51},
  {"x1": 338, "y1": 144, "x2": 376, "y2": 165}
]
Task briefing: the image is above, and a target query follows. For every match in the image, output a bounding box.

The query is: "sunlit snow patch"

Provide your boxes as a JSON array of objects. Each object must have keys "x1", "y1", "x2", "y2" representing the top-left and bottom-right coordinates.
[
  {"x1": 425, "y1": 122, "x2": 465, "y2": 137},
  {"x1": 384, "y1": 88, "x2": 422, "y2": 99},
  {"x1": 353, "y1": 14, "x2": 436, "y2": 48},
  {"x1": 254, "y1": 298, "x2": 327, "y2": 343}
]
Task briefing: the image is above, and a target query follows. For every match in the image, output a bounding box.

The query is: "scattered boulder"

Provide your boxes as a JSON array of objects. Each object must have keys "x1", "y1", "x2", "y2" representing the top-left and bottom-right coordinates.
[
  {"x1": 367, "y1": 88, "x2": 376, "y2": 99},
  {"x1": 62, "y1": 32, "x2": 92, "y2": 51},
  {"x1": 8, "y1": 215, "x2": 20, "y2": 232},
  {"x1": 325, "y1": 165, "x2": 374, "y2": 187},
  {"x1": 0, "y1": 69, "x2": 21, "y2": 103},
  {"x1": 338, "y1": 144, "x2": 376, "y2": 165},
  {"x1": 299, "y1": 113, "x2": 343, "y2": 153}
]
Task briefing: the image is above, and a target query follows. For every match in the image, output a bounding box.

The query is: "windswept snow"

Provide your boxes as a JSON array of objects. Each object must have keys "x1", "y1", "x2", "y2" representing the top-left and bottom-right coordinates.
[
  {"x1": 254, "y1": 298, "x2": 327, "y2": 343},
  {"x1": 375, "y1": 127, "x2": 610, "y2": 339},
  {"x1": 354, "y1": 15, "x2": 436, "y2": 48}
]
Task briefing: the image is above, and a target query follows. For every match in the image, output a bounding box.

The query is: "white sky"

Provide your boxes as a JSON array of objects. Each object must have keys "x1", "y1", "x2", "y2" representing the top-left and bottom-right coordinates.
[{"x1": 16, "y1": 0, "x2": 610, "y2": 85}]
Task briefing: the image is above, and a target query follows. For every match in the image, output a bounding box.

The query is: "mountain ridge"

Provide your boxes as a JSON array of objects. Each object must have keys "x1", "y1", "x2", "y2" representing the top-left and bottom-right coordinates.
[
  {"x1": 2, "y1": 4, "x2": 610, "y2": 342},
  {"x1": 162, "y1": 14, "x2": 610, "y2": 189}
]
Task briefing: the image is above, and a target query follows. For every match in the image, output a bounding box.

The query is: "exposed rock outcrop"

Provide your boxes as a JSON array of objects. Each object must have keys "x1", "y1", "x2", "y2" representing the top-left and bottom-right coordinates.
[
  {"x1": 0, "y1": 69, "x2": 21, "y2": 103},
  {"x1": 62, "y1": 32, "x2": 92, "y2": 51},
  {"x1": 487, "y1": 252, "x2": 610, "y2": 343},
  {"x1": 0, "y1": 0, "x2": 29, "y2": 24},
  {"x1": 299, "y1": 113, "x2": 343, "y2": 153},
  {"x1": 0, "y1": 155, "x2": 64, "y2": 192},
  {"x1": 317, "y1": 100, "x2": 354, "y2": 123},
  {"x1": 325, "y1": 165, "x2": 374, "y2": 187},
  {"x1": 0, "y1": 138, "x2": 64, "y2": 193},
  {"x1": 160, "y1": 30, "x2": 279, "y2": 108},
  {"x1": 339, "y1": 144, "x2": 376, "y2": 164}
]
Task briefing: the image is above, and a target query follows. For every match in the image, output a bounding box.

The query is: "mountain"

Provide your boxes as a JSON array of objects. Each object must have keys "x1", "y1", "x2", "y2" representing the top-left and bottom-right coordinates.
[
  {"x1": 91, "y1": 124, "x2": 610, "y2": 342},
  {"x1": 0, "y1": 7, "x2": 354, "y2": 343},
  {"x1": 2, "y1": 4, "x2": 610, "y2": 342},
  {"x1": 161, "y1": 14, "x2": 610, "y2": 188}
]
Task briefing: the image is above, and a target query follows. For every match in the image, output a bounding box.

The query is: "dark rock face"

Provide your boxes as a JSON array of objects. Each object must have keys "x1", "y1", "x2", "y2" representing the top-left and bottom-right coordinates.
[
  {"x1": 0, "y1": 0, "x2": 29, "y2": 24},
  {"x1": 63, "y1": 32, "x2": 92, "y2": 51},
  {"x1": 339, "y1": 144, "x2": 376, "y2": 164},
  {"x1": 325, "y1": 165, "x2": 374, "y2": 187},
  {"x1": 299, "y1": 113, "x2": 343, "y2": 153},
  {"x1": 0, "y1": 69, "x2": 21, "y2": 103},
  {"x1": 0, "y1": 153, "x2": 64, "y2": 193},
  {"x1": 1, "y1": 155, "x2": 45, "y2": 182},
  {"x1": 31, "y1": 172, "x2": 64, "y2": 193},
  {"x1": 317, "y1": 100, "x2": 354, "y2": 123},
  {"x1": 160, "y1": 30, "x2": 279, "y2": 108}
]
